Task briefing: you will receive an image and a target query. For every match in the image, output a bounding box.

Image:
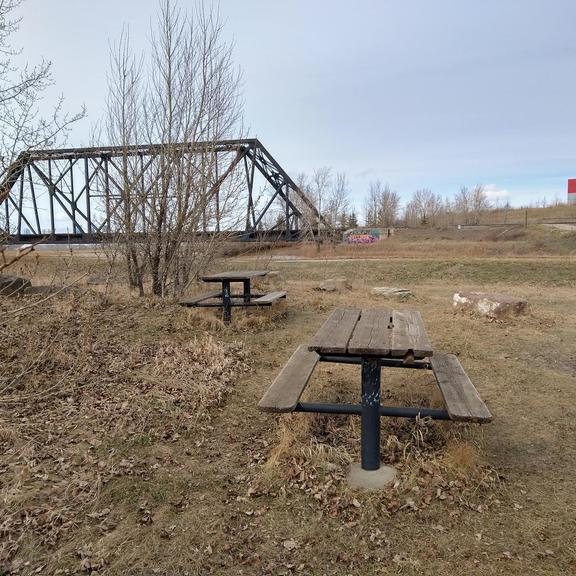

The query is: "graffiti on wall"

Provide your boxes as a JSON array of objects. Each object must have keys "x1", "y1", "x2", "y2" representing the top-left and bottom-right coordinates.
[{"x1": 343, "y1": 228, "x2": 381, "y2": 244}]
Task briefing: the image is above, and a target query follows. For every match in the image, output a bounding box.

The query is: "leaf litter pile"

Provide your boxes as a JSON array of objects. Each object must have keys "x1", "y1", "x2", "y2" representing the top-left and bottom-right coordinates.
[
  {"x1": 258, "y1": 412, "x2": 500, "y2": 516},
  {"x1": 0, "y1": 291, "x2": 248, "y2": 572}
]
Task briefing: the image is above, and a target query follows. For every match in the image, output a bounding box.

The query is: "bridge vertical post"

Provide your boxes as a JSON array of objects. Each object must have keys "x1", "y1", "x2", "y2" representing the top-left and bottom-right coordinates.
[
  {"x1": 249, "y1": 149, "x2": 256, "y2": 230},
  {"x1": 244, "y1": 152, "x2": 254, "y2": 234},
  {"x1": 84, "y1": 157, "x2": 92, "y2": 240},
  {"x1": 17, "y1": 171, "x2": 24, "y2": 240},
  {"x1": 285, "y1": 183, "x2": 290, "y2": 240},
  {"x1": 104, "y1": 156, "x2": 111, "y2": 234},
  {"x1": 48, "y1": 158, "x2": 55, "y2": 238},
  {"x1": 70, "y1": 159, "x2": 77, "y2": 234},
  {"x1": 28, "y1": 165, "x2": 40, "y2": 235}
]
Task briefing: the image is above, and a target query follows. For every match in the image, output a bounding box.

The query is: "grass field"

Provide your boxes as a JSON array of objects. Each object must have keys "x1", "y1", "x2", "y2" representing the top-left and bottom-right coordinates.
[{"x1": 1, "y1": 226, "x2": 575, "y2": 574}]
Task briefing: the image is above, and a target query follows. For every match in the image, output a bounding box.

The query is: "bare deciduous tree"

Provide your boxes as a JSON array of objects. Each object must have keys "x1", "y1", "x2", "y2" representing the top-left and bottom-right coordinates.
[
  {"x1": 105, "y1": 0, "x2": 244, "y2": 297},
  {"x1": 405, "y1": 188, "x2": 443, "y2": 226},
  {"x1": 295, "y1": 168, "x2": 351, "y2": 229},
  {"x1": 453, "y1": 186, "x2": 471, "y2": 224},
  {"x1": 0, "y1": 0, "x2": 85, "y2": 239},
  {"x1": 324, "y1": 172, "x2": 350, "y2": 227},
  {"x1": 309, "y1": 167, "x2": 331, "y2": 230},
  {"x1": 364, "y1": 181, "x2": 400, "y2": 227},
  {"x1": 470, "y1": 184, "x2": 491, "y2": 223},
  {"x1": 454, "y1": 185, "x2": 490, "y2": 224}
]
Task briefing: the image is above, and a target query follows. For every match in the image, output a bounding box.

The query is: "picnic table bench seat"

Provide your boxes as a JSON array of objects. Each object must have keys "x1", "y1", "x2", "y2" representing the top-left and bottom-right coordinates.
[
  {"x1": 252, "y1": 291, "x2": 287, "y2": 305},
  {"x1": 179, "y1": 290, "x2": 223, "y2": 306},
  {"x1": 259, "y1": 344, "x2": 491, "y2": 423},
  {"x1": 430, "y1": 353, "x2": 492, "y2": 423},
  {"x1": 258, "y1": 345, "x2": 320, "y2": 412}
]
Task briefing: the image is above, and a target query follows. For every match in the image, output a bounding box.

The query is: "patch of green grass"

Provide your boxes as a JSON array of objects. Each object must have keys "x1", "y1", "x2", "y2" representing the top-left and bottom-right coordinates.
[
  {"x1": 265, "y1": 259, "x2": 576, "y2": 287},
  {"x1": 132, "y1": 433, "x2": 154, "y2": 447},
  {"x1": 105, "y1": 477, "x2": 169, "y2": 505}
]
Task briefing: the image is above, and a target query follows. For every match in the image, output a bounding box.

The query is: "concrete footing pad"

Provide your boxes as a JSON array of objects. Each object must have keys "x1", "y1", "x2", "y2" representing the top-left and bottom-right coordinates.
[{"x1": 348, "y1": 463, "x2": 397, "y2": 490}]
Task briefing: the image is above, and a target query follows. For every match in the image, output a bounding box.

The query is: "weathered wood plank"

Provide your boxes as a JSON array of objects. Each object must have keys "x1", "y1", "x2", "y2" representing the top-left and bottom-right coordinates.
[
  {"x1": 178, "y1": 290, "x2": 222, "y2": 306},
  {"x1": 308, "y1": 308, "x2": 361, "y2": 354},
  {"x1": 202, "y1": 270, "x2": 268, "y2": 282},
  {"x1": 258, "y1": 345, "x2": 320, "y2": 413},
  {"x1": 252, "y1": 291, "x2": 287, "y2": 305},
  {"x1": 348, "y1": 308, "x2": 392, "y2": 355},
  {"x1": 390, "y1": 309, "x2": 433, "y2": 359},
  {"x1": 430, "y1": 354, "x2": 492, "y2": 423}
]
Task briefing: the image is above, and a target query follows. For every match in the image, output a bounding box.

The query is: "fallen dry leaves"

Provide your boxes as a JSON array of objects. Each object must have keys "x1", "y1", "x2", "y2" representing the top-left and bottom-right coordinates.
[{"x1": 0, "y1": 291, "x2": 248, "y2": 573}]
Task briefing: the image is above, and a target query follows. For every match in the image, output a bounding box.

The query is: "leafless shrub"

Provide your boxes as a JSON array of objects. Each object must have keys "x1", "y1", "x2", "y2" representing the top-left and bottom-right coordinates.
[{"x1": 103, "y1": 0, "x2": 244, "y2": 297}]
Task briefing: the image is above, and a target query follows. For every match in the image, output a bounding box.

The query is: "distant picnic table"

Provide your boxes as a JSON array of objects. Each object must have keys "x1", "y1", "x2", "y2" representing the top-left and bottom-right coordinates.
[
  {"x1": 259, "y1": 307, "x2": 492, "y2": 471},
  {"x1": 179, "y1": 270, "x2": 286, "y2": 323}
]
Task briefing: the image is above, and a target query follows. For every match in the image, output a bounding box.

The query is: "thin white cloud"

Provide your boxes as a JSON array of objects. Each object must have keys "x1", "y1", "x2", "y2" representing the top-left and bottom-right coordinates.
[{"x1": 483, "y1": 184, "x2": 509, "y2": 199}]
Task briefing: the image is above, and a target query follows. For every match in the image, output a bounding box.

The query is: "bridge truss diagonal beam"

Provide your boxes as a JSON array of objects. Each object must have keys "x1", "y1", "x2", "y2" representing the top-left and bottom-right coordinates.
[{"x1": 0, "y1": 139, "x2": 329, "y2": 242}]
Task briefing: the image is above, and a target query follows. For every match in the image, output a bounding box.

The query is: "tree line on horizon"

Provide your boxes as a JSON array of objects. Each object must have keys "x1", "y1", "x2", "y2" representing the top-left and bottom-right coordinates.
[{"x1": 293, "y1": 167, "x2": 572, "y2": 230}]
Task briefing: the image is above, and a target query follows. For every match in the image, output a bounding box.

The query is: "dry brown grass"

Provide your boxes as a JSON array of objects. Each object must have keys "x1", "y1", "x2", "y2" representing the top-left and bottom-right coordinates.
[
  {"x1": 0, "y1": 290, "x2": 248, "y2": 573},
  {"x1": 179, "y1": 300, "x2": 288, "y2": 334},
  {"x1": 266, "y1": 224, "x2": 576, "y2": 259},
  {"x1": 0, "y1": 237, "x2": 575, "y2": 574}
]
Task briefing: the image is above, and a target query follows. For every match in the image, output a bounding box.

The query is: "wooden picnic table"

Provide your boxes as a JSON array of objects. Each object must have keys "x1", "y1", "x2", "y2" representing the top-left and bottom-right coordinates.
[
  {"x1": 308, "y1": 307, "x2": 433, "y2": 359},
  {"x1": 259, "y1": 307, "x2": 492, "y2": 472},
  {"x1": 179, "y1": 270, "x2": 286, "y2": 323}
]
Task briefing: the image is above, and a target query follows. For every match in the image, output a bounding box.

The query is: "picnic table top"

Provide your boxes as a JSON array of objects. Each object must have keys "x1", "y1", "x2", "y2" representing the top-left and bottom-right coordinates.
[
  {"x1": 308, "y1": 307, "x2": 433, "y2": 359},
  {"x1": 201, "y1": 270, "x2": 269, "y2": 282}
]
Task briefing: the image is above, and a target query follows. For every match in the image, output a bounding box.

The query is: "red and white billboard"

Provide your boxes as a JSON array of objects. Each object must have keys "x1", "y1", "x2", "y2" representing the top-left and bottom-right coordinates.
[{"x1": 569, "y1": 179, "x2": 576, "y2": 204}]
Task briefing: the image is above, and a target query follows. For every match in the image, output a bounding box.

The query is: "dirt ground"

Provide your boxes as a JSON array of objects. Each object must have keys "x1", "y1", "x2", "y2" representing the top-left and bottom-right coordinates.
[{"x1": 1, "y1": 229, "x2": 575, "y2": 575}]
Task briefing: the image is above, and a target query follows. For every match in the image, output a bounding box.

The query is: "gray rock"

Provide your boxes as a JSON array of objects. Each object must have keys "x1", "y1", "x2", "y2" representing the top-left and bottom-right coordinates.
[
  {"x1": 317, "y1": 278, "x2": 351, "y2": 292},
  {"x1": 453, "y1": 292, "x2": 529, "y2": 318},
  {"x1": 0, "y1": 275, "x2": 31, "y2": 296},
  {"x1": 371, "y1": 286, "x2": 413, "y2": 299}
]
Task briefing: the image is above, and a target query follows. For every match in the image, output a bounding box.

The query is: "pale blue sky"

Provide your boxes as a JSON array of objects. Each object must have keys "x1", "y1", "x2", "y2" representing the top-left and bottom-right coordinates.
[{"x1": 14, "y1": 0, "x2": 576, "y2": 210}]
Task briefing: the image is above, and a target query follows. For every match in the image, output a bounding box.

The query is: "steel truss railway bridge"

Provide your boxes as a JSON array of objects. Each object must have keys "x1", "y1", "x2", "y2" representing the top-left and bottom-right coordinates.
[{"x1": 0, "y1": 138, "x2": 327, "y2": 243}]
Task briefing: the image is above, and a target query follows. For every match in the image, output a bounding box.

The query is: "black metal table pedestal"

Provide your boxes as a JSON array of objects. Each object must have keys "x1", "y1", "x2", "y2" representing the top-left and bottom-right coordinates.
[
  {"x1": 361, "y1": 357, "x2": 381, "y2": 471},
  {"x1": 243, "y1": 279, "x2": 251, "y2": 303},
  {"x1": 222, "y1": 280, "x2": 232, "y2": 323},
  {"x1": 222, "y1": 279, "x2": 253, "y2": 322}
]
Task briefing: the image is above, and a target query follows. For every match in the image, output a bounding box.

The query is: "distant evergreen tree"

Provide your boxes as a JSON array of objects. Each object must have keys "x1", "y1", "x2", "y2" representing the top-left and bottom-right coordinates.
[{"x1": 348, "y1": 211, "x2": 359, "y2": 228}]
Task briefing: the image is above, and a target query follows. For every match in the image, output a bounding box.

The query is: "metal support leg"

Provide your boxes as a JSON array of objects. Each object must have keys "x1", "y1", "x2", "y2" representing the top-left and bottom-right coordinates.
[
  {"x1": 361, "y1": 357, "x2": 381, "y2": 470},
  {"x1": 222, "y1": 280, "x2": 232, "y2": 323},
  {"x1": 243, "y1": 279, "x2": 251, "y2": 303}
]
